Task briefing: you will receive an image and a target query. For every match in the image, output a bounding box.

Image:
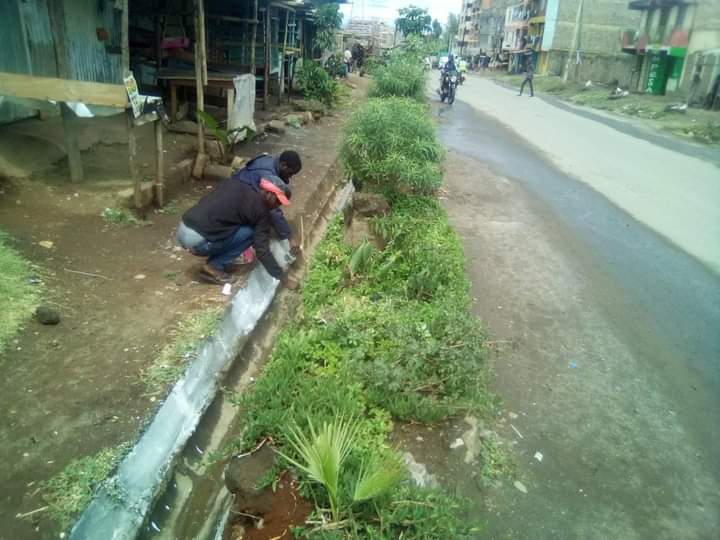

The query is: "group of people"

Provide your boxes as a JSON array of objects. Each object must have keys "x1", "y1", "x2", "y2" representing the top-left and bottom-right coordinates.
[{"x1": 177, "y1": 150, "x2": 303, "y2": 288}]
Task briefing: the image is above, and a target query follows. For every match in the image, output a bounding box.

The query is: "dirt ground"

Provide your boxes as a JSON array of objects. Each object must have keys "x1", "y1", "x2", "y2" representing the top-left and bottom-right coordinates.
[{"x1": 0, "y1": 77, "x2": 366, "y2": 539}]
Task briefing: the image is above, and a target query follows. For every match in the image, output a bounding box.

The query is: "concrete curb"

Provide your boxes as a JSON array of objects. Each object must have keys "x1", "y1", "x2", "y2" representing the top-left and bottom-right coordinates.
[{"x1": 69, "y1": 166, "x2": 352, "y2": 539}]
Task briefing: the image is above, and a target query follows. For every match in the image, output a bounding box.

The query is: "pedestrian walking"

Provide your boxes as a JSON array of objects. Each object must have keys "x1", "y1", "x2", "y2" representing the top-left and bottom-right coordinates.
[{"x1": 519, "y1": 62, "x2": 534, "y2": 97}]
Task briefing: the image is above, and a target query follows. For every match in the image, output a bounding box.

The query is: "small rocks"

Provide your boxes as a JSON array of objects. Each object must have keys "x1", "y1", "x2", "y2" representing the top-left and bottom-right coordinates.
[
  {"x1": 35, "y1": 306, "x2": 60, "y2": 325},
  {"x1": 266, "y1": 120, "x2": 286, "y2": 134},
  {"x1": 134, "y1": 274, "x2": 147, "y2": 280},
  {"x1": 514, "y1": 480, "x2": 528, "y2": 494},
  {"x1": 284, "y1": 114, "x2": 303, "y2": 128},
  {"x1": 230, "y1": 156, "x2": 246, "y2": 170},
  {"x1": 38, "y1": 240, "x2": 54, "y2": 249}
]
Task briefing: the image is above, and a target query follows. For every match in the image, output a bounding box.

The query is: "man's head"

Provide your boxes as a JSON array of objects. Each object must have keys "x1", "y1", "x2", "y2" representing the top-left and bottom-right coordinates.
[
  {"x1": 448, "y1": 54, "x2": 454, "y2": 62},
  {"x1": 260, "y1": 178, "x2": 290, "y2": 209},
  {"x1": 278, "y1": 150, "x2": 302, "y2": 182}
]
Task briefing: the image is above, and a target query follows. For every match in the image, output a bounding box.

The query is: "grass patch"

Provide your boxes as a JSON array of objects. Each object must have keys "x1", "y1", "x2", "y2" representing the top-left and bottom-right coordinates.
[
  {"x1": 369, "y1": 59, "x2": 427, "y2": 101},
  {"x1": 142, "y1": 306, "x2": 224, "y2": 390},
  {"x1": 42, "y1": 444, "x2": 129, "y2": 531},
  {"x1": 100, "y1": 207, "x2": 147, "y2": 226},
  {"x1": 0, "y1": 230, "x2": 41, "y2": 353},
  {"x1": 341, "y1": 98, "x2": 444, "y2": 196}
]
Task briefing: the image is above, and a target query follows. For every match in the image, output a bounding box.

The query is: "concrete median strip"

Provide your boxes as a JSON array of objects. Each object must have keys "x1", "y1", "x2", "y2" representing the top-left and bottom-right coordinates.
[{"x1": 69, "y1": 179, "x2": 353, "y2": 540}]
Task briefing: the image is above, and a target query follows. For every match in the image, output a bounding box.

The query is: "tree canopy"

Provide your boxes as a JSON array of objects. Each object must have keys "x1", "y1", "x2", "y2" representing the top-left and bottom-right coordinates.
[
  {"x1": 395, "y1": 5, "x2": 432, "y2": 36},
  {"x1": 431, "y1": 19, "x2": 442, "y2": 40}
]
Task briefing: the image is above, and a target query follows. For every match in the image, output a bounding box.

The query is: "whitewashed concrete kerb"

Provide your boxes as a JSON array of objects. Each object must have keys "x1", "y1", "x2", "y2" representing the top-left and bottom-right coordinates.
[{"x1": 69, "y1": 241, "x2": 293, "y2": 540}]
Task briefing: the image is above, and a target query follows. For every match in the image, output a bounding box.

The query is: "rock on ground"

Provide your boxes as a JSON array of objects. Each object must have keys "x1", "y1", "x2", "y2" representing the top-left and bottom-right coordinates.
[{"x1": 224, "y1": 445, "x2": 276, "y2": 516}]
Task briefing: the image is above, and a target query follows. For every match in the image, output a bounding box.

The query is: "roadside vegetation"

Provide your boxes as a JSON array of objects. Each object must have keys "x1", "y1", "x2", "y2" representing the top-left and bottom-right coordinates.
[
  {"x1": 227, "y1": 43, "x2": 497, "y2": 538},
  {"x1": 41, "y1": 444, "x2": 129, "y2": 531},
  {"x1": 0, "y1": 230, "x2": 40, "y2": 353},
  {"x1": 497, "y1": 73, "x2": 720, "y2": 144}
]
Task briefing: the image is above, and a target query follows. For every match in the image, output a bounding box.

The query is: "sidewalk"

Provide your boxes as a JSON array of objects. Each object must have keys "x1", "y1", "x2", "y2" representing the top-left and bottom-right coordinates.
[{"x1": 0, "y1": 77, "x2": 367, "y2": 539}]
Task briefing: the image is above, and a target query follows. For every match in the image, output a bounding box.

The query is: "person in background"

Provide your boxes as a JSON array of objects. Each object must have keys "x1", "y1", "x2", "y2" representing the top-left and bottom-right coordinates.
[
  {"x1": 519, "y1": 62, "x2": 534, "y2": 97},
  {"x1": 177, "y1": 178, "x2": 298, "y2": 287},
  {"x1": 344, "y1": 48, "x2": 353, "y2": 73}
]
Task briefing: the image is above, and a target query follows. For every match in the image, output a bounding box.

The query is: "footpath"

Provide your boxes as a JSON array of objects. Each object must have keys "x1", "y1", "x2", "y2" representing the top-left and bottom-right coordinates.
[{"x1": 0, "y1": 77, "x2": 367, "y2": 540}]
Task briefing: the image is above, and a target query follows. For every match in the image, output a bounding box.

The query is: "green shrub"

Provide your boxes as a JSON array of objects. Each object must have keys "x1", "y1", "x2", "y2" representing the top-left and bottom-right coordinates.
[
  {"x1": 370, "y1": 59, "x2": 427, "y2": 100},
  {"x1": 296, "y1": 60, "x2": 339, "y2": 107},
  {"x1": 342, "y1": 98, "x2": 444, "y2": 195}
]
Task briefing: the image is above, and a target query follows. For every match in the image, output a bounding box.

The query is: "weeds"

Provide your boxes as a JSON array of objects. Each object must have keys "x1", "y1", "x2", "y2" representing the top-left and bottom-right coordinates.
[
  {"x1": 341, "y1": 98, "x2": 444, "y2": 195},
  {"x1": 297, "y1": 60, "x2": 340, "y2": 107},
  {"x1": 42, "y1": 444, "x2": 129, "y2": 531},
  {"x1": 0, "y1": 230, "x2": 40, "y2": 353},
  {"x1": 369, "y1": 59, "x2": 427, "y2": 101},
  {"x1": 142, "y1": 306, "x2": 223, "y2": 390},
  {"x1": 100, "y1": 207, "x2": 146, "y2": 226}
]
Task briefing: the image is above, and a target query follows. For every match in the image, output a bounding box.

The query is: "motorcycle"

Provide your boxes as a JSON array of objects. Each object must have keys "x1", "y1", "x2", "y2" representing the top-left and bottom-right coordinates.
[{"x1": 440, "y1": 70, "x2": 458, "y2": 105}]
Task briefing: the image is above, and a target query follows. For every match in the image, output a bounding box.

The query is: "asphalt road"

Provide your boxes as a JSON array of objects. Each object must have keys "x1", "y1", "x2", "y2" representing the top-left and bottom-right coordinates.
[{"x1": 435, "y1": 76, "x2": 720, "y2": 538}]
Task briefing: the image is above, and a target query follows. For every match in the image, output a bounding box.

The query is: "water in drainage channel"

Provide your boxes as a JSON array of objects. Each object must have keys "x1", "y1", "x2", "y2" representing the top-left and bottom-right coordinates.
[{"x1": 138, "y1": 182, "x2": 354, "y2": 540}]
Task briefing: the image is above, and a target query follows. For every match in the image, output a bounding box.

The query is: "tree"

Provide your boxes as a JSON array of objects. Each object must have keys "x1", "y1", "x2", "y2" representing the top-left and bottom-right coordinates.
[
  {"x1": 432, "y1": 18, "x2": 442, "y2": 40},
  {"x1": 395, "y1": 5, "x2": 432, "y2": 37},
  {"x1": 314, "y1": 3, "x2": 343, "y2": 54},
  {"x1": 444, "y1": 13, "x2": 459, "y2": 52}
]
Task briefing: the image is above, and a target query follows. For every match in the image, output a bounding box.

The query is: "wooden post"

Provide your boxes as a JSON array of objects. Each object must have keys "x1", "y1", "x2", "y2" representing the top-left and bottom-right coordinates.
[
  {"x1": 563, "y1": 0, "x2": 583, "y2": 83},
  {"x1": 250, "y1": 0, "x2": 258, "y2": 75},
  {"x1": 120, "y1": 0, "x2": 142, "y2": 208},
  {"x1": 194, "y1": 4, "x2": 205, "y2": 157},
  {"x1": 197, "y1": 0, "x2": 208, "y2": 85},
  {"x1": 278, "y1": 8, "x2": 289, "y2": 104},
  {"x1": 263, "y1": 0, "x2": 270, "y2": 110},
  {"x1": 226, "y1": 87, "x2": 235, "y2": 124},
  {"x1": 47, "y1": 0, "x2": 84, "y2": 182},
  {"x1": 155, "y1": 119, "x2": 164, "y2": 207}
]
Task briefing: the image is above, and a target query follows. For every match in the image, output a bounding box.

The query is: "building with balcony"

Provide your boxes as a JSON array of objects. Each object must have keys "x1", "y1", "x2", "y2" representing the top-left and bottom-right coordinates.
[
  {"x1": 621, "y1": 0, "x2": 720, "y2": 99},
  {"x1": 504, "y1": 1, "x2": 546, "y2": 72},
  {"x1": 456, "y1": 1, "x2": 512, "y2": 59}
]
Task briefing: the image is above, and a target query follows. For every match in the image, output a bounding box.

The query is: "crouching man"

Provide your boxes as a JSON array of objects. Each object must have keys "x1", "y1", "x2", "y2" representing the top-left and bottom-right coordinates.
[{"x1": 177, "y1": 177, "x2": 298, "y2": 288}]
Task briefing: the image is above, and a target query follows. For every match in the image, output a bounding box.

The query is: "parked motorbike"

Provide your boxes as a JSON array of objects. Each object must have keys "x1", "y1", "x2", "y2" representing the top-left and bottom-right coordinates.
[{"x1": 440, "y1": 71, "x2": 459, "y2": 105}]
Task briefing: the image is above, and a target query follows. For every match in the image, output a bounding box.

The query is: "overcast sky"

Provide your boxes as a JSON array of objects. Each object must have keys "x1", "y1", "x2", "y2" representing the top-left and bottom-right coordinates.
[{"x1": 340, "y1": 0, "x2": 461, "y2": 27}]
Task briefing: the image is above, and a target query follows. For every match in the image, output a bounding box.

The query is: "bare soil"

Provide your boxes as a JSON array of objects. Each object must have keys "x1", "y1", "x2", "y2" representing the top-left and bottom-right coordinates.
[
  {"x1": 224, "y1": 478, "x2": 312, "y2": 540},
  {"x1": 0, "y1": 77, "x2": 367, "y2": 539}
]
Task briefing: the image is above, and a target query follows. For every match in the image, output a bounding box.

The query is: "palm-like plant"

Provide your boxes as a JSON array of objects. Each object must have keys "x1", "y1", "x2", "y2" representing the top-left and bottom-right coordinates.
[
  {"x1": 353, "y1": 453, "x2": 405, "y2": 503},
  {"x1": 278, "y1": 416, "x2": 358, "y2": 521}
]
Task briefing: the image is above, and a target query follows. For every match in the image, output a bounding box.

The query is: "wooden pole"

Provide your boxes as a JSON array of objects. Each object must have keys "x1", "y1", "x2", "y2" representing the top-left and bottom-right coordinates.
[
  {"x1": 198, "y1": 0, "x2": 208, "y2": 85},
  {"x1": 278, "y1": 8, "x2": 289, "y2": 104},
  {"x1": 47, "y1": 0, "x2": 83, "y2": 182},
  {"x1": 263, "y1": 0, "x2": 270, "y2": 110},
  {"x1": 250, "y1": 0, "x2": 258, "y2": 75},
  {"x1": 120, "y1": 0, "x2": 142, "y2": 208},
  {"x1": 154, "y1": 119, "x2": 164, "y2": 207},
  {"x1": 194, "y1": 3, "x2": 205, "y2": 156}
]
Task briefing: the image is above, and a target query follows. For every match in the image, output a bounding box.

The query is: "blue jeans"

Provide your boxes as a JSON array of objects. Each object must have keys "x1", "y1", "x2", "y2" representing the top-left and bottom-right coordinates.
[{"x1": 177, "y1": 222, "x2": 254, "y2": 272}]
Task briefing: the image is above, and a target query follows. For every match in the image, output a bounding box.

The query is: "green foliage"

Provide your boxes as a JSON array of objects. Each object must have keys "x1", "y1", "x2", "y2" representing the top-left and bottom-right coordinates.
[
  {"x1": 100, "y1": 207, "x2": 145, "y2": 226},
  {"x1": 42, "y1": 445, "x2": 129, "y2": 531},
  {"x1": 0, "y1": 230, "x2": 40, "y2": 353},
  {"x1": 324, "y1": 54, "x2": 346, "y2": 78},
  {"x1": 142, "y1": 306, "x2": 223, "y2": 390},
  {"x1": 313, "y1": 3, "x2": 343, "y2": 53},
  {"x1": 347, "y1": 240, "x2": 374, "y2": 279},
  {"x1": 278, "y1": 416, "x2": 359, "y2": 521},
  {"x1": 431, "y1": 19, "x2": 442, "y2": 40},
  {"x1": 353, "y1": 452, "x2": 405, "y2": 502},
  {"x1": 395, "y1": 5, "x2": 432, "y2": 36},
  {"x1": 297, "y1": 60, "x2": 340, "y2": 107},
  {"x1": 369, "y1": 58, "x2": 426, "y2": 101},
  {"x1": 196, "y1": 110, "x2": 250, "y2": 164},
  {"x1": 341, "y1": 98, "x2": 444, "y2": 195}
]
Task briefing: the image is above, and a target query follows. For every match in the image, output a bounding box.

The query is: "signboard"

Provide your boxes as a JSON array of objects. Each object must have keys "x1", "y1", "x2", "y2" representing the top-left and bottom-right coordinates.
[
  {"x1": 123, "y1": 74, "x2": 143, "y2": 118},
  {"x1": 646, "y1": 53, "x2": 669, "y2": 95}
]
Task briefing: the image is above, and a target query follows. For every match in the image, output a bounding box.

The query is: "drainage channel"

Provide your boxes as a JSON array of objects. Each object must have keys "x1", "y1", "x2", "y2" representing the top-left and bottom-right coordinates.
[{"x1": 136, "y1": 181, "x2": 354, "y2": 540}]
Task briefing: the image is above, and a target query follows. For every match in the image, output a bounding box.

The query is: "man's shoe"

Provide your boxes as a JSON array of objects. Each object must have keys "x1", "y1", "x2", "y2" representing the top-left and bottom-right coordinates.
[{"x1": 198, "y1": 267, "x2": 237, "y2": 285}]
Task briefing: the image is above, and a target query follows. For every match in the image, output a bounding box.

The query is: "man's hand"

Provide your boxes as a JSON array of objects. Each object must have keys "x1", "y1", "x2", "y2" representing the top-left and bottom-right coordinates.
[{"x1": 289, "y1": 241, "x2": 303, "y2": 258}]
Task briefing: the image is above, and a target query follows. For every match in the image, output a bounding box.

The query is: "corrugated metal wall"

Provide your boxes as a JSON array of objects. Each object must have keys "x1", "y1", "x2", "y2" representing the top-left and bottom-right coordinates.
[
  {"x1": 0, "y1": 0, "x2": 122, "y2": 125},
  {"x1": 65, "y1": 0, "x2": 123, "y2": 84},
  {"x1": 0, "y1": 1, "x2": 35, "y2": 124}
]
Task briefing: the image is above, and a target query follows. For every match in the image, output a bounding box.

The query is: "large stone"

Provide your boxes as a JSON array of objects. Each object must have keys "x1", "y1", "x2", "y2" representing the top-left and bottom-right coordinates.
[
  {"x1": 343, "y1": 193, "x2": 389, "y2": 249},
  {"x1": 225, "y1": 445, "x2": 276, "y2": 516},
  {"x1": 203, "y1": 164, "x2": 233, "y2": 182},
  {"x1": 346, "y1": 192, "x2": 390, "y2": 220},
  {"x1": 35, "y1": 306, "x2": 60, "y2": 325},
  {"x1": 266, "y1": 120, "x2": 286, "y2": 135},
  {"x1": 117, "y1": 182, "x2": 155, "y2": 208},
  {"x1": 284, "y1": 114, "x2": 303, "y2": 128}
]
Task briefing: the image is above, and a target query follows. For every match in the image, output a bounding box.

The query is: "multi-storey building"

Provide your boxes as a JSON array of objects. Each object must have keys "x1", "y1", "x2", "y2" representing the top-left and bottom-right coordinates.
[{"x1": 621, "y1": 0, "x2": 720, "y2": 99}]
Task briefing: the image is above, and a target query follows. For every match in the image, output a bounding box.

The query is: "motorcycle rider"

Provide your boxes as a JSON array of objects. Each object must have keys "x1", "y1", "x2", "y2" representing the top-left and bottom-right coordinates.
[{"x1": 440, "y1": 53, "x2": 458, "y2": 93}]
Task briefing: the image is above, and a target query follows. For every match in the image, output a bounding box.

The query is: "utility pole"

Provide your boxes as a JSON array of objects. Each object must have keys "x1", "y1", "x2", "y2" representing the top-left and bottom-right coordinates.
[{"x1": 563, "y1": 0, "x2": 584, "y2": 83}]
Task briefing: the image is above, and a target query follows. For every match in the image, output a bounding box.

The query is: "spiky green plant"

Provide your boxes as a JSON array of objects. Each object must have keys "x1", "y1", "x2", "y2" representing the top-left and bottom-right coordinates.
[
  {"x1": 278, "y1": 416, "x2": 359, "y2": 521},
  {"x1": 353, "y1": 452, "x2": 405, "y2": 503},
  {"x1": 347, "y1": 240, "x2": 374, "y2": 279}
]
